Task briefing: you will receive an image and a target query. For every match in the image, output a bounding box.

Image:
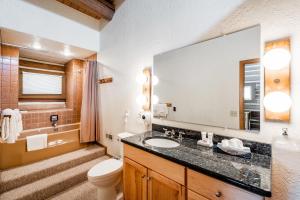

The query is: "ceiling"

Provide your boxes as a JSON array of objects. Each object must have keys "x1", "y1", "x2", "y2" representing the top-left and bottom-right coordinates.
[
  {"x1": 0, "y1": 28, "x2": 96, "y2": 65},
  {"x1": 56, "y1": 0, "x2": 115, "y2": 21}
]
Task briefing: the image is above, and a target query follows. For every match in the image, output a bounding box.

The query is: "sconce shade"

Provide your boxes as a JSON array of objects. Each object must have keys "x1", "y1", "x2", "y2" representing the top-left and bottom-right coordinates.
[
  {"x1": 152, "y1": 95, "x2": 159, "y2": 104},
  {"x1": 136, "y1": 73, "x2": 148, "y2": 84},
  {"x1": 136, "y1": 95, "x2": 147, "y2": 106},
  {"x1": 263, "y1": 91, "x2": 292, "y2": 113},
  {"x1": 263, "y1": 48, "x2": 291, "y2": 70},
  {"x1": 152, "y1": 76, "x2": 159, "y2": 86}
]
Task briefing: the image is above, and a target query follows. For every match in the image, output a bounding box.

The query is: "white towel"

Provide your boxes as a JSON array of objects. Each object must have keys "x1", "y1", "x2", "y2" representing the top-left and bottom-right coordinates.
[
  {"x1": 26, "y1": 134, "x2": 48, "y2": 151},
  {"x1": 1, "y1": 117, "x2": 10, "y2": 140},
  {"x1": 1, "y1": 108, "x2": 18, "y2": 143},
  {"x1": 13, "y1": 109, "x2": 23, "y2": 136},
  {"x1": 153, "y1": 103, "x2": 169, "y2": 118}
]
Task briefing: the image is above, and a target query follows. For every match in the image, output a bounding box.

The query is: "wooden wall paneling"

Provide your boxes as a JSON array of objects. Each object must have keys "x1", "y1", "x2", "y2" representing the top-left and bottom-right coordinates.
[
  {"x1": 264, "y1": 38, "x2": 290, "y2": 121},
  {"x1": 19, "y1": 59, "x2": 65, "y2": 71}
]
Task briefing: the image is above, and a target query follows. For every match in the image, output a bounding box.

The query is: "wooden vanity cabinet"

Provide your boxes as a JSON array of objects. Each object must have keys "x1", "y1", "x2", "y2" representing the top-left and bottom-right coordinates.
[
  {"x1": 123, "y1": 144, "x2": 265, "y2": 200},
  {"x1": 123, "y1": 157, "x2": 147, "y2": 200}
]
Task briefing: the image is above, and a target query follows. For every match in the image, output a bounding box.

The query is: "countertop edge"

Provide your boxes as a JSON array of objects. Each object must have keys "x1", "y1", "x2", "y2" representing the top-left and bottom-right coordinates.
[{"x1": 121, "y1": 139, "x2": 272, "y2": 197}]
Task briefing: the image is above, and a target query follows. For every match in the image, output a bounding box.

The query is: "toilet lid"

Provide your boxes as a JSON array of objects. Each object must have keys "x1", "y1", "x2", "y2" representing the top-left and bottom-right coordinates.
[{"x1": 88, "y1": 159, "x2": 123, "y2": 178}]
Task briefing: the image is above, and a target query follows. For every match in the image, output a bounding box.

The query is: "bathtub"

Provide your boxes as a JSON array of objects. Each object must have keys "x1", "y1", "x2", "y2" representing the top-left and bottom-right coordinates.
[{"x1": 0, "y1": 123, "x2": 88, "y2": 170}]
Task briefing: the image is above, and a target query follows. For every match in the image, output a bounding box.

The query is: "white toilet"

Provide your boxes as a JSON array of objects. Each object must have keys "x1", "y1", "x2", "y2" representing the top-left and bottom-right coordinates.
[{"x1": 88, "y1": 132, "x2": 134, "y2": 200}]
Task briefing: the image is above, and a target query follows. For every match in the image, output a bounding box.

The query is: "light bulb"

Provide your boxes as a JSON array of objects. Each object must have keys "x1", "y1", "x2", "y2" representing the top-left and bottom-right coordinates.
[
  {"x1": 152, "y1": 95, "x2": 159, "y2": 104},
  {"x1": 152, "y1": 76, "x2": 159, "y2": 86},
  {"x1": 62, "y1": 46, "x2": 72, "y2": 57},
  {"x1": 32, "y1": 41, "x2": 42, "y2": 50},
  {"x1": 263, "y1": 91, "x2": 292, "y2": 113},
  {"x1": 263, "y1": 48, "x2": 291, "y2": 70},
  {"x1": 136, "y1": 95, "x2": 147, "y2": 106},
  {"x1": 136, "y1": 74, "x2": 147, "y2": 84}
]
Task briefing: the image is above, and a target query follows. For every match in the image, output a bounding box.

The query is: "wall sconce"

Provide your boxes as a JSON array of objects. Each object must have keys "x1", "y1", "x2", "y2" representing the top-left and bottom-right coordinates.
[
  {"x1": 136, "y1": 68, "x2": 152, "y2": 111},
  {"x1": 263, "y1": 38, "x2": 291, "y2": 121}
]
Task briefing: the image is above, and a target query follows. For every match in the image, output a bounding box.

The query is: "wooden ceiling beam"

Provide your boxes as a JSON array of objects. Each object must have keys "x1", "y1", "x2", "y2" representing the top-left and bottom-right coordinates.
[{"x1": 56, "y1": 0, "x2": 115, "y2": 21}]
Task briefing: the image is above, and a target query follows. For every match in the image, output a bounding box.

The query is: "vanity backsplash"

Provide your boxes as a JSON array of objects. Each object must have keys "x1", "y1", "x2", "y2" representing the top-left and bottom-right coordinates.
[{"x1": 152, "y1": 123, "x2": 272, "y2": 157}]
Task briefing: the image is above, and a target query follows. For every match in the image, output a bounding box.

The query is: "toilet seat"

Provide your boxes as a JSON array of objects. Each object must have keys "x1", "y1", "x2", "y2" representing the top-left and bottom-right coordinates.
[{"x1": 88, "y1": 158, "x2": 123, "y2": 181}]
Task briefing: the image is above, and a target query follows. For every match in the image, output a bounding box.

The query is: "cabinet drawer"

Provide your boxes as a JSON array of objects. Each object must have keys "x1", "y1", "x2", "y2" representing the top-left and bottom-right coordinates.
[
  {"x1": 124, "y1": 144, "x2": 185, "y2": 185},
  {"x1": 187, "y1": 169, "x2": 263, "y2": 200},
  {"x1": 188, "y1": 189, "x2": 209, "y2": 200}
]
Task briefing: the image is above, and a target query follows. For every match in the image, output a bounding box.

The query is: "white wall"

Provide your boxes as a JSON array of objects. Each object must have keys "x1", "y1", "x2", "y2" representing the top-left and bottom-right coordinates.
[
  {"x1": 98, "y1": 0, "x2": 246, "y2": 156},
  {"x1": 99, "y1": 0, "x2": 300, "y2": 199},
  {"x1": 0, "y1": 0, "x2": 100, "y2": 51},
  {"x1": 154, "y1": 26, "x2": 260, "y2": 129}
]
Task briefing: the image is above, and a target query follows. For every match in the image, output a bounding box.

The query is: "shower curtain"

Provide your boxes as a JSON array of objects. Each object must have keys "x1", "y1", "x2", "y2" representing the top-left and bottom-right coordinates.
[{"x1": 80, "y1": 61, "x2": 100, "y2": 143}]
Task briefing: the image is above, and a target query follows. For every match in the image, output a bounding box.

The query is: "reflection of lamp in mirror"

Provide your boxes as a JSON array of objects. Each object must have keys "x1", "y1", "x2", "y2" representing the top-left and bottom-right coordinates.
[
  {"x1": 263, "y1": 91, "x2": 292, "y2": 113},
  {"x1": 152, "y1": 95, "x2": 159, "y2": 104},
  {"x1": 152, "y1": 75, "x2": 159, "y2": 86},
  {"x1": 263, "y1": 48, "x2": 291, "y2": 70}
]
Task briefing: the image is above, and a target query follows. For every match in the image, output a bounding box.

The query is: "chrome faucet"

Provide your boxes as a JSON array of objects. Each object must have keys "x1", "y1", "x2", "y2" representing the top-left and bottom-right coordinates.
[{"x1": 178, "y1": 131, "x2": 185, "y2": 141}]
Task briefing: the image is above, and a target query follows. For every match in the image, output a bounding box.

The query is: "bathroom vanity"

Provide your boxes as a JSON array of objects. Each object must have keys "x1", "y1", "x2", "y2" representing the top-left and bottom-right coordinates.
[{"x1": 121, "y1": 129, "x2": 271, "y2": 200}]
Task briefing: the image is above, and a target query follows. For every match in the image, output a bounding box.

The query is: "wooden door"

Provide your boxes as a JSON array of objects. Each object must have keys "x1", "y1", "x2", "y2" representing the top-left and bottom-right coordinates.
[
  {"x1": 123, "y1": 157, "x2": 147, "y2": 200},
  {"x1": 148, "y1": 169, "x2": 185, "y2": 200}
]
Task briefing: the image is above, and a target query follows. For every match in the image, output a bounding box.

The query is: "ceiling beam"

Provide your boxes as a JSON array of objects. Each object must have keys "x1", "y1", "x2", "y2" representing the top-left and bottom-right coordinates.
[{"x1": 56, "y1": 0, "x2": 115, "y2": 21}]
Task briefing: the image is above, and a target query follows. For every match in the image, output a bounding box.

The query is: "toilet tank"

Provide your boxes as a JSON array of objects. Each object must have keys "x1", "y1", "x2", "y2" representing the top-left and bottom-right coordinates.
[{"x1": 117, "y1": 132, "x2": 134, "y2": 158}]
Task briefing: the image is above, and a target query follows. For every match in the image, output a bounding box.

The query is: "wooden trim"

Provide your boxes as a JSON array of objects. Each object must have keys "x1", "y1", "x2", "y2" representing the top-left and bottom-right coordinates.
[
  {"x1": 264, "y1": 38, "x2": 291, "y2": 122},
  {"x1": 56, "y1": 0, "x2": 115, "y2": 20},
  {"x1": 19, "y1": 68, "x2": 66, "y2": 100},
  {"x1": 19, "y1": 59, "x2": 65, "y2": 72},
  {"x1": 239, "y1": 58, "x2": 260, "y2": 130},
  {"x1": 188, "y1": 189, "x2": 209, "y2": 200},
  {"x1": 97, "y1": 77, "x2": 113, "y2": 84}
]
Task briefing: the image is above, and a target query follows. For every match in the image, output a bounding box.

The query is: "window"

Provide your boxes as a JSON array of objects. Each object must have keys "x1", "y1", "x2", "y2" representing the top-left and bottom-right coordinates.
[{"x1": 19, "y1": 68, "x2": 66, "y2": 101}]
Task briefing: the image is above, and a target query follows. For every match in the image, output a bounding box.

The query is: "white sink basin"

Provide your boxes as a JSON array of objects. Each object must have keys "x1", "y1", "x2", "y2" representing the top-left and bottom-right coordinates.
[{"x1": 144, "y1": 137, "x2": 180, "y2": 148}]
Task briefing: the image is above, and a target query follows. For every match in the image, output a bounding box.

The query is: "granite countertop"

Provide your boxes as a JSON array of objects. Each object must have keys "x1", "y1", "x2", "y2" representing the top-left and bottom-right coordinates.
[{"x1": 121, "y1": 131, "x2": 271, "y2": 197}]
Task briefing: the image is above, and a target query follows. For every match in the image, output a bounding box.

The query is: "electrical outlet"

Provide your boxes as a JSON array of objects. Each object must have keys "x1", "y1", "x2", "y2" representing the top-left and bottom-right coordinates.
[
  {"x1": 230, "y1": 110, "x2": 238, "y2": 117},
  {"x1": 105, "y1": 133, "x2": 113, "y2": 140}
]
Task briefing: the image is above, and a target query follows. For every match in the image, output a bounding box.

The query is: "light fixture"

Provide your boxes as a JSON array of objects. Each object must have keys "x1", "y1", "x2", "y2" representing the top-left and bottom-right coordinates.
[
  {"x1": 152, "y1": 95, "x2": 159, "y2": 104},
  {"x1": 263, "y1": 91, "x2": 292, "y2": 113},
  {"x1": 62, "y1": 46, "x2": 72, "y2": 57},
  {"x1": 32, "y1": 41, "x2": 42, "y2": 50},
  {"x1": 152, "y1": 75, "x2": 159, "y2": 86},
  {"x1": 136, "y1": 95, "x2": 147, "y2": 106},
  {"x1": 263, "y1": 48, "x2": 291, "y2": 70},
  {"x1": 136, "y1": 73, "x2": 148, "y2": 84}
]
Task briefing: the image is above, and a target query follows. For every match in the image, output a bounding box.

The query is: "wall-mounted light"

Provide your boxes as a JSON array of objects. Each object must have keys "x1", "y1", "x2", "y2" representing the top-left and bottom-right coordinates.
[
  {"x1": 136, "y1": 94, "x2": 147, "y2": 106},
  {"x1": 263, "y1": 91, "x2": 292, "y2": 113},
  {"x1": 263, "y1": 48, "x2": 291, "y2": 70},
  {"x1": 264, "y1": 38, "x2": 291, "y2": 121},
  {"x1": 152, "y1": 95, "x2": 159, "y2": 105},
  {"x1": 152, "y1": 75, "x2": 159, "y2": 86},
  {"x1": 136, "y1": 73, "x2": 148, "y2": 84}
]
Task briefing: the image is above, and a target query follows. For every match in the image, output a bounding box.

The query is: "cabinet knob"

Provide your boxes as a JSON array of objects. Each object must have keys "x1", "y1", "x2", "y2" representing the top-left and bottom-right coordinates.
[
  {"x1": 141, "y1": 175, "x2": 146, "y2": 179},
  {"x1": 215, "y1": 191, "x2": 222, "y2": 197}
]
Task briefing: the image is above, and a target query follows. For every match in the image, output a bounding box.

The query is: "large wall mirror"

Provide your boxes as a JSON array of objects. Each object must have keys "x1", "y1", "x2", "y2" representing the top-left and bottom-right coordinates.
[{"x1": 153, "y1": 26, "x2": 261, "y2": 132}]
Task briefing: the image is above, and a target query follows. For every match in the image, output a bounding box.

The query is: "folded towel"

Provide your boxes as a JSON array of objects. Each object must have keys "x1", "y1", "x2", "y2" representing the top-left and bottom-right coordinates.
[
  {"x1": 26, "y1": 134, "x2": 48, "y2": 151},
  {"x1": 153, "y1": 103, "x2": 168, "y2": 118},
  {"x1": 13, "y1": 109, "x2": 23, "y2": 136},
  {"x1": 1, "y1": 108, "x2": 19, "y2": 143}
]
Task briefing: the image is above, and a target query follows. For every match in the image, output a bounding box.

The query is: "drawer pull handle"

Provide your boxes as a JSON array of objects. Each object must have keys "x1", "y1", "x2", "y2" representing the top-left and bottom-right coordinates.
[{"x1": 215, "y1": 191, "x2": 222, "y2": 197}]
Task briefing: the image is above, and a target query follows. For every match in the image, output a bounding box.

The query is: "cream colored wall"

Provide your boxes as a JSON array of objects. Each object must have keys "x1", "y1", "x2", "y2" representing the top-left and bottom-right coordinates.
[{"x1": 99, "y1": 0, "x2": 300, "y2": 199}]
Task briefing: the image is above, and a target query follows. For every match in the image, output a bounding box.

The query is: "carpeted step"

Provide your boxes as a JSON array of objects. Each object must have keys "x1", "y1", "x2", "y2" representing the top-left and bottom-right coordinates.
[
  {"x1": 0, "y1": 145, "x2": 105, "y2": 194},
  {"x1": 0, "y1": 156, "x2": 109, "y2": 200},
  {"x1": 48, "y1": 181, "x2": 98, "y2": 200}
]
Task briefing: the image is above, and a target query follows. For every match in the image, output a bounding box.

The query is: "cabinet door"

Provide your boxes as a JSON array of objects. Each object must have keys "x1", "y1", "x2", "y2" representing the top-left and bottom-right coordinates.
[
  {"x1": 188, "y1": 190, "x2": 209, "y2": 200},
  {"x1": 123, "y1": 157, "x2": 147, "y2": 200},
  {"x1": 148, "y1": 169, "x2": 185, "y2": 200}
]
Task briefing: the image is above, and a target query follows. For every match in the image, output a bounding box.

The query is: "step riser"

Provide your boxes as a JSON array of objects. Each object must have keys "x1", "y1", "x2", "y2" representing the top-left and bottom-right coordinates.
[
  {"x1": 1, "y1": 150, "x2": 104, "y2": 194},
  {"x1": 17, "y1": 170, "x2": 89, "y2": 200}
]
